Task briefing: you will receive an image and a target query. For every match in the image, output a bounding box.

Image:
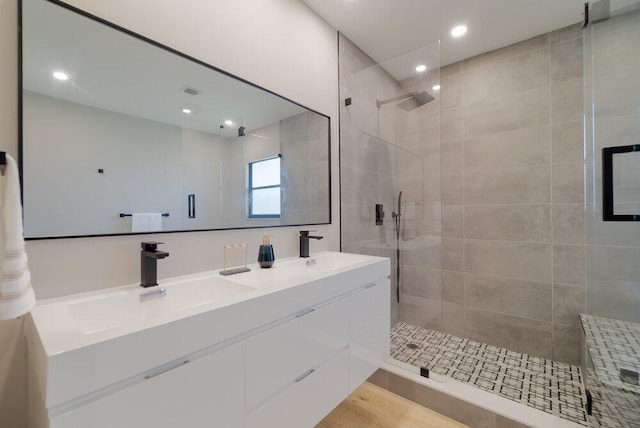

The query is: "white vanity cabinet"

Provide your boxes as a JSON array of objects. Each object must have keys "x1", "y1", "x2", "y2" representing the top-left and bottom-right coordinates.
[
  {"x1": 27, "y1": 252, "x2": 390, "y2": 428},
  {"x1": 49, "y1": 341, "x2": 244, "y2": 428},
  {"x1": 245, "y1": 298, "x2": 351, "y2": 428},
  {"x1": 245, "y1": 351, "x2": 349, "y2": 428},
  {"x1": 349, "y1": 279, "x2": 391, "y2": 393},
  {"x1": 245, "y1": 298, "x2": 349, "y2": 411}
]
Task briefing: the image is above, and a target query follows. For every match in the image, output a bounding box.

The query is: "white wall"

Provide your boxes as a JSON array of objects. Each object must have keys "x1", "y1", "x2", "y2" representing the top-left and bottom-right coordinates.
[
  {"x1": 0, "y1": 0, "x2": 339, "y2": 425},
  {"x1": 24, "y1": 91, "x2": 186, "y2": 235}
]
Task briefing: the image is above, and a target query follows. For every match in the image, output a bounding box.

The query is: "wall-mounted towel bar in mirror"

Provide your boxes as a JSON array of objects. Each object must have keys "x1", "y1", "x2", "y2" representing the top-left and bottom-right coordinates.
[
  {"x1": 20, "y1": 0, "x2": 330, "y2": 239},
  {"x1": 119, "y1": 213, "x2": 170, "y2": 218}
]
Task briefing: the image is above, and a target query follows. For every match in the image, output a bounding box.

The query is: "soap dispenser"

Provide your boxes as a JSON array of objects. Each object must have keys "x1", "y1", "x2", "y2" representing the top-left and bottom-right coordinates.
[{"x1": 257, "y1": 235, "x2": 275, "y2": 268}]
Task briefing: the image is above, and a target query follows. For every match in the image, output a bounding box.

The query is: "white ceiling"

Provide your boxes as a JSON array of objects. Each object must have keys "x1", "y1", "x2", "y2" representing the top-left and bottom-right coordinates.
[{"x1": 302, "y1": 0, "x2": 588, "y2": 66}]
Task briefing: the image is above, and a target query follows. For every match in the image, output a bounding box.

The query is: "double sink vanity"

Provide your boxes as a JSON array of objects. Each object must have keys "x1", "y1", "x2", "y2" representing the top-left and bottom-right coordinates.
[{"x1": 26, "y1": 251, "x2": 390, "y2": 428}]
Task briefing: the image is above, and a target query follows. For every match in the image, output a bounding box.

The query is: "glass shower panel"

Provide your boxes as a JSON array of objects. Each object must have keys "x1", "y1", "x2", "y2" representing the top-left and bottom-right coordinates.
[
  {"x1": 339, "y1": 34, "x2": 442, "y2": 330},
  {"x1": 584, "y1": 3, "x2": 640, "y2": 323},
  {"x1": 583, "y1": 7, "x2": 640, "y2": 425}
]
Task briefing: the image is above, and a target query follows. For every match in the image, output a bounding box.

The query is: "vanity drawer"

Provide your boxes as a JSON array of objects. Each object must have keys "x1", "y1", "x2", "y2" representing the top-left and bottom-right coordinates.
[
  {"x1": 245, "y1": 297, "x2": 349, "y2": 410},
  {"x1": 245, "y1": 350, "x2": 349, "y2": 428},
  {"x1": 49, "y1": 341, "x2": 244, "y2": 428}
]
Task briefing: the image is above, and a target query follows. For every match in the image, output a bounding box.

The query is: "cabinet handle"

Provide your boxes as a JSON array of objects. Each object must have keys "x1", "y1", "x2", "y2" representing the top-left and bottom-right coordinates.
[
  {"x1": 295, "y1": 308, "x2": 315, "y2": 318},
  {"x1": 144, "y1": 359, "x2": 190, "y2": 380},
  {"x1": 364, "y1": 283, "x2": 376, "y2": 289},
  {"x1": 294, "y1": 368, "x2": 315, "y2": 383}
]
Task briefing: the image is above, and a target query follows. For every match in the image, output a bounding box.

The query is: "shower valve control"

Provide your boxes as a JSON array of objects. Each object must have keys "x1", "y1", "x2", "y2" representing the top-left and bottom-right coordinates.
[{"x1": 375, "y1": 204, "x2": 384, "y2": 225}]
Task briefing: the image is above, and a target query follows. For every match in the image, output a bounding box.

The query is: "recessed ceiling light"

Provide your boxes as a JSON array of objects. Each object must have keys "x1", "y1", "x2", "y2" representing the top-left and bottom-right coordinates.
[
  {"x1": 415, "y1": 64, "x2": 427, "y2": 73},
  {"x1": 225, "y1": 120, "x2": 233, "y2": 126},
  {"x1": 52, "y1": 71, "x2": 69, "y2": 81},
  {"x1": 451, "y1": 25, "x2": 467, "y2": 38},
  {"x1": 432, "y1": 84, "x2": 441, "y2": 91},
  {"x1": 182, "y1": 108, "x2": 192, "y2": 114}
]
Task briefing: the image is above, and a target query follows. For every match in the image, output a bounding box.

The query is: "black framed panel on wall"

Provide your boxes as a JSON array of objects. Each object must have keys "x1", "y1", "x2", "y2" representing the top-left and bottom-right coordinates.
[{"x1": 602, "y1": 144, "x2": 640, "y2": 221}]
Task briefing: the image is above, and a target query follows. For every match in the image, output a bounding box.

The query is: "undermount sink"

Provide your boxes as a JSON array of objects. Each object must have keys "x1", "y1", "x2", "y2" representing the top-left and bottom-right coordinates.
[
  {"x1": 282, "y1": 252, "x2": 373, "y2": 273},
  {"x1": 66, "y1": 276, "x2": 256, "y2": 334}
]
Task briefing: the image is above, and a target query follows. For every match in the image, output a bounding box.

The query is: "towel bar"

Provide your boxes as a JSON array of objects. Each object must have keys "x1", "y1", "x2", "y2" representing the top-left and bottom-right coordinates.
[{"x1": 120, "y1": 213, "x2": 170, "y2": 217}]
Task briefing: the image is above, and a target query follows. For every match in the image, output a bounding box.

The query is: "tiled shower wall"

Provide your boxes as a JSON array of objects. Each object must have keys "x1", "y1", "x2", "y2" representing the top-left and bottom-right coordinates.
[
  {"x1": 439, "y1": 25, "x2": 586, "y2": 364},
  {"x1": 340, "y1": 25, "x2": 587, "y2": 364}
]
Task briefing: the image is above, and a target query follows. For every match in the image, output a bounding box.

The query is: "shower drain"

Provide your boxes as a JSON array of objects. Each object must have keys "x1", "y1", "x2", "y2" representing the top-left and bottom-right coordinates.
[{"x1": 406, "y1": 343, "x2": 420, "y2": 349}]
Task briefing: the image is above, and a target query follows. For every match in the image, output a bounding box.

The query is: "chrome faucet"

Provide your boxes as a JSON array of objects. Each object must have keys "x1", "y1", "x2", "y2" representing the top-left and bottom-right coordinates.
[
  {"x1": 299, "y1": 230, "x2": 323, "y2": 258},
  {"x1": 140, "y1": 242, "x2": 169, "y2": 287}
]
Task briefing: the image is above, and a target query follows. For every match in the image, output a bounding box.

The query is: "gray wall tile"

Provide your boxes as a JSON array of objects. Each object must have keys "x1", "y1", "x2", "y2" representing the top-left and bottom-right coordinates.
[
  {"x1": 465, "y1": 240, "x2": 552, "y2": 283},
  {"x1": 441, "y1": 62, "x2": 461, "y2": 78},
  {"x1": 463, "y1": 87, "x2": 549, "y2": 137},
  {"x1": 463, "y1": 308, "x2": 553, "y2": 358},
  {"x1": 442, "y1": 205, "x2": 463, "y2": 238},
  {"x1": 553, "y1": 244, "x2": 585, "y2": 286},
  {"x1": 462, "y1": 34, "x2": 548, "y2": 70},
  {"x1": 442, "y1": 107, "x2": 462, "y2": 142},
  {"x1": 442, "y1": 237, "x2": 463, "y2": 270},
  {"x1": 587, "y1": 245, "x2": 640, "y2": 294},
  {"x1": 462, "y1": 48, "x2": 549, "y2": 105},
  {"x1": 592, "y1": 17, "x2": 640, "y2": 75},
  {"x1": 464, "y1": 205, "x2": 551, "y2": 242},
  {"x1": 442, "y1": 302, "x2": 465, "y2": 336},
  {"x1": 442, "y1": 173, "x2": 463, "y2": 206},
  {"x1": 552, "y1": 203, "x2": 585, "y2": 244},
  {"x1": 550, "y1": 37, "x2": 583, "y2": 83},
  {"x1": 402, "y1": 266, "x2": 442, "y2": 300},
  {"x1": 552, "y1": 162, "x2": 584, "y2": 203},
  {"x1": 549, "y1": 23, "x2": 583, "y2": 44},
  {"x1": 440, "y1": 72, "x2": 461, "y2": 109},
  {"x1": 552, "y1": 121, "x2": 584, "y2": 164},
  {"x1": 443, "y1": 270, "x2": 464, "y2": 303},
  {"x1": 550, "y1": 78, "x2": 583, "y2": 124},
  {"x1": 553, "y1": 323, "x2": 582, "y2": 364},
  {"x1": 553, "y1": 284, "x2": 585, "y2": 326},
  {"x1": 587, "y1": 289, "x2": 640, "y2": 324},
  {"x1": 465, "y1": 273, "x2": 553, "y2": 321},
  {"x1": 464, "y1": 166, "x2": 551, "y2": 205},
  {"x1": 464, "y1": 126, "x2": 550, "y2": 172},
  {"x1": 442, "y1": 140, "x2": 463, "y2": 172},
  {"x1": 399, "y1": 297, "x2": 442, "y2": 330},
  {"x1": 593, "y1": 69, "x2": 640, "y2": 117}
]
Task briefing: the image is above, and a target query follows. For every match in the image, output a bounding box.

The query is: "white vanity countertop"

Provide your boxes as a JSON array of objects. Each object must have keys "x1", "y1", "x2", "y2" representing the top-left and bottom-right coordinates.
[{"x1": 27, "y1": 251, "x2": 390, "y2": 409}]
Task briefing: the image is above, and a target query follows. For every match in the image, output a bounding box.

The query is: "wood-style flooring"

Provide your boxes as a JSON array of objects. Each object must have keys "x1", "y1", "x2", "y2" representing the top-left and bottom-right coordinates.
[{"x1": 316, "y1": 382, "x2": 469, "y2": 428}]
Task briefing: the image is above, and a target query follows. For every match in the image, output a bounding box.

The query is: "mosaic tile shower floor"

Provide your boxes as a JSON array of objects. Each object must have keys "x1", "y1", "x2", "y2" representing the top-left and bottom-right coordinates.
[{"x1": 391, "y1": 322, "x2": 588, "y2": 426}]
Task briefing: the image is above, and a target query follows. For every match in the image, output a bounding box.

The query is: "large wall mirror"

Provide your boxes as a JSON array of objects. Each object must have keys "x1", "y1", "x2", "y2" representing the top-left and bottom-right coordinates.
[{"x1": 20, "y1": 0, "x2": 331, "y2": 238}]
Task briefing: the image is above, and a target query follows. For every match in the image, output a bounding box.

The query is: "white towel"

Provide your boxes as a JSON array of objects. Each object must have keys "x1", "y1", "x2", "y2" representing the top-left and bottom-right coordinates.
[
  {"x1": 131, "y1": 213, "x2": 163, "y2": 233},
  {"x1": 0, "y1": 154, "x2": 36, "y2": 320}
]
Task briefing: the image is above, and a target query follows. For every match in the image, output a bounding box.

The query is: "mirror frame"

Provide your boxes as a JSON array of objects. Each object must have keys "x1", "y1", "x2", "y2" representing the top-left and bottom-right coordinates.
[{"x1": 18, "y1": 0, "x2": 332, "y2": 239}]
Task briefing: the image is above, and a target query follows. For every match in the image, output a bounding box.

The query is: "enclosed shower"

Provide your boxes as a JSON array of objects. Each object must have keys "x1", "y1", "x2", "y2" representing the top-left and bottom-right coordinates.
[{"x1": 339, "y1": 1, "x2": 640, "y2": 425}]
